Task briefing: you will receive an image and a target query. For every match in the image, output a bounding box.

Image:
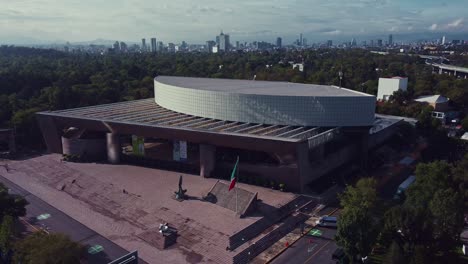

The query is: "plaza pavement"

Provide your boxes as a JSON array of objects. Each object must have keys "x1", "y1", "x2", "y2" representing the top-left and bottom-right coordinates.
[{"x1": 0, "y1": 154, "x2": 295, "y2": 264}]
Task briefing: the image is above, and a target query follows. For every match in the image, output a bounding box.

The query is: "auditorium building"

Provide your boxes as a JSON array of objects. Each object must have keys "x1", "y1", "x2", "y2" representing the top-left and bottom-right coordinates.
[{"x1": 36, "y1": 76, "x2": 402, "y2": 192}]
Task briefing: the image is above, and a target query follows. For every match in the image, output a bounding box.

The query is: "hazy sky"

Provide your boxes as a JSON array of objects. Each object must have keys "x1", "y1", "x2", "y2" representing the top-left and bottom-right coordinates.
[{"x1": 1, "y1": 0, "x2": 467, "y2": 44}]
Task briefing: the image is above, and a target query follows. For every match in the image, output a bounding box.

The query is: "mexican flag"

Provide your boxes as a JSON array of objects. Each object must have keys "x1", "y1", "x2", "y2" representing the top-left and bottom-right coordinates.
[{"x1": 228, "y1": 156, "x2": 239, "y2": 191}]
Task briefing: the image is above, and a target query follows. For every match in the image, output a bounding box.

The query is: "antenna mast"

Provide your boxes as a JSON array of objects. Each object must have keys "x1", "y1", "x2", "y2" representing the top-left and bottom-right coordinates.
[{"x1": 338, "y1": 66, "x2": 343, "y2": 88}]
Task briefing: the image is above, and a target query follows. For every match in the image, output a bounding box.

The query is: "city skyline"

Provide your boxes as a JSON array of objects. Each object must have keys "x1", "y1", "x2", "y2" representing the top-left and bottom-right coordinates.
[{"x1": 1, "y1": 0, "x2": 467, "y2": 44}]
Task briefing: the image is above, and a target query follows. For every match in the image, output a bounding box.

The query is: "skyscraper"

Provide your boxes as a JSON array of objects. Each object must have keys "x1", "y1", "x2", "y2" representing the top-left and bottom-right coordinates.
[
  {"x1": 141, "y1": 38, "x2": 147, "y2": 52},
  {"x1": 388, "y1": 34, "x2": 393, "y2": 46},
  {"x1": 168, "y1": 43, "x2": 175, "y2": 53},
  {"x1": 327, "y1": 40, "x2": 333, "y2": 47},
  {"x1": 300, "y1": 33, "x2": 303, "y2": 46},
  {"x1": 120, "y1": 41, "x2": 127, "y2": 52},
  {"x1": 151, "y1": 38, "x2": 157, "y2": 52},
  {"x1": 206, "y1": 41, "x2": 216, "y2": 53},
  {"x1": 157, "y1": 41, "x2": 164, "y2": 53},
  {"x1": 218, "y1": 31, "x2": 230, "y2": 52},
  {"x1": 441, "y1": 35, "x2": 446, "y2": 45},
  {"x1": 236, "y1": 41, "x2": 240, "y2": 50},
  {"x1": 276, "y1": 37, "x2": 282, "y2": 48},
  {"x1": 351, "y1": 38, "x2": 357, "y2": 46},
  {"x1": 377, "y1": 39, "x2": 383, "y2": 47},
  {"x1": 113, "y1": 41, "x2": 120, "y2": 52}
]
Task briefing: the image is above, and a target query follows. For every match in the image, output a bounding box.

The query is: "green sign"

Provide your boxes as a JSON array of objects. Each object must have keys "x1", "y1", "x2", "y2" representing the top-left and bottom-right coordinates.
[
  {"x1": 88, "y1": 245, "x2": 104, "y2": 254},
  {"x1": 36, "y1": 213, "x2": 51, "y2": 220},
  {"x1": 308, "y1": 229, "x2": 322, "y2": 237},
  {"x1": 132, "y1": 135, "x2": 145, "y2": 156}
]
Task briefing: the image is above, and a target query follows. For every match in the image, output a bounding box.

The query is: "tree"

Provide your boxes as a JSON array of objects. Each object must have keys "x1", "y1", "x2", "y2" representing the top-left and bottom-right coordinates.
[
  {"x1": 382, "y1": 241, "x2": 405, "y2": 264},
  {"x1": 13, "y1": 232, "x2": 84, "y2": 264},
  {"x1": 462, "y1": 116, "x2": 468, "y2": 131},
  {"x1": 429, "y1": 188, "x2": 464, "y2": 254},
  {"x1": 0, "y1": 183, "x2": 28, "y2": 219},
  {"x1": 383, "y1": 160, "x2": 466, "y2": 260},
  {"x1": 452, "y1": 154, "x2": 468, "y2": 210},
  {"x1": 336, "y1": 178, "x2": 379, "y2": 262},
  {"x1": 0, "y1": 215, "x2": 13, "y2": 255}
]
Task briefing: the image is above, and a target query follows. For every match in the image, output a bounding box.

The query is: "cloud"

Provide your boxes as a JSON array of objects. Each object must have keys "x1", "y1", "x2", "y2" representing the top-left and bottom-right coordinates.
[
  {"x1": 429, "y1": 24, "x2": 438, "y2": 30},
  {"x1": 323, "y1": 30, "x2": 342, "y2": 35},
  {"x1": 447, "y1": 18, "x2": 463, "y2": 28},
  {"x1": 1, "y1": 0, "x2": 468, "y2": 43}
]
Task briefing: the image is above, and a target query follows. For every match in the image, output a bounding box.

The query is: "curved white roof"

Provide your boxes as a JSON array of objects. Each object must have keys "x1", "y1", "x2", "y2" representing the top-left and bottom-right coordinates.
[
  {"x1": 155, "y1": 76, "x2": 372, "y2": 97},
  {"x1": 154, "y1": 76, "x2": 376, "y2": 127}
]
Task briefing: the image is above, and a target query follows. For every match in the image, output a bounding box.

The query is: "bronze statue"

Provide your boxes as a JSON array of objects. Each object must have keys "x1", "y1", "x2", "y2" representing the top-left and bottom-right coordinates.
[{"x1": 174, "y1": 175, "x2": 187, "y2": 200}]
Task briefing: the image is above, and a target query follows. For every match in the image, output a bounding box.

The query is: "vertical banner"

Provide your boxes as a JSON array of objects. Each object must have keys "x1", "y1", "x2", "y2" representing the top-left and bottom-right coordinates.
[
  {"x1": 173, "y1": 141, "x2": 180, "y2": 161},
  {"x1": 179, "y1": 141, "x2": 187, "y2": 162},
  {"x1": 132, "y1": 135, "x2": 145, "y2": 156}
]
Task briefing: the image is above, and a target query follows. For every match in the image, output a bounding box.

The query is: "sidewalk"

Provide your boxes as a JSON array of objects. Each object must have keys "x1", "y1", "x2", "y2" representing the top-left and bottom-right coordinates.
[{"x1": 251, "y1": 204, "x2": 340, "y2": 263}]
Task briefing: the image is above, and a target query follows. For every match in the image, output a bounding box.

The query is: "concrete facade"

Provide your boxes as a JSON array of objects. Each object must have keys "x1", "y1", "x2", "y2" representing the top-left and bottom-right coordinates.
[
  {"x1": 106, "y1": 133, "x2": 121, "y2": 164},
  {"x1": 199, "y1": 144, "x2": 216, "y2": 178},
  {"x1": 377, "y1": 77, "x2": 408, "y2": 101}
]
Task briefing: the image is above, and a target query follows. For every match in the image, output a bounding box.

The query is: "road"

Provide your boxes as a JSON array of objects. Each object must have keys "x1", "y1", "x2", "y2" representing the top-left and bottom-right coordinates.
[
  {"x1": 272, "y1": 208, "x2": 340, "y2": 264},
  {"x1": 0, "y1": 175, "x2": 146, "y2": 264}
]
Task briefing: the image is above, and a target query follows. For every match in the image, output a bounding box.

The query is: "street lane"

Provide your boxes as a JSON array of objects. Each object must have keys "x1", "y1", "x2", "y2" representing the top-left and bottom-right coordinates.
[{"x1": 272, "y1": 208, "x2": 340, "y2": 264}]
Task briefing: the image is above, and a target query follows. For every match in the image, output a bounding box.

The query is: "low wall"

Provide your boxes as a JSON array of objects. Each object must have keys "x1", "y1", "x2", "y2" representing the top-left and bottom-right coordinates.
[
  {"x1": 61, "y1": 137, "x2": 106, "y2": 161},
  {"x1": 215, "y1": 162, "x2": 301, "y2": 192}
]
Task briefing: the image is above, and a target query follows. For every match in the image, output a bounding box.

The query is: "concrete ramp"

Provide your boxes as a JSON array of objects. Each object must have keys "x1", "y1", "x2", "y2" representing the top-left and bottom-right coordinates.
[{"x1": 204, "y1": 181, "x2": 257, "y2": 218}]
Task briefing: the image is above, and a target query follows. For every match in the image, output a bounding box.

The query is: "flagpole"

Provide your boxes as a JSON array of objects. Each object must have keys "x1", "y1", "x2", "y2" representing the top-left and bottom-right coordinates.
[
  {"x1": 236, "y1": 157, "x2": 239, "y2": 214},
  {"x1": 236, "y1": 186, "x2": 238, "y2": 214}
]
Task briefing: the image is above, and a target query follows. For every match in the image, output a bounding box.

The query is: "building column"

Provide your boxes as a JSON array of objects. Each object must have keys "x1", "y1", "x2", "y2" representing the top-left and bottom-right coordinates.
[
  {"x1": 8, "y1": 131, "x2": 16, "y2": 154},
  {"x1": 359, "y1": 132, "x2": 369, "y2": 173},
  {"x1": 296, "y1": 142, "x2": 312, "y2": 193},
  {"x1": 36, "y1": 115, "x2": 63, "y2": 153},
  {"x1": 106, "y1": 133, "x2": 121, "y2": 164},
  {"x1": 199, "y1": 144, "x2": 216, "y2": 178}
]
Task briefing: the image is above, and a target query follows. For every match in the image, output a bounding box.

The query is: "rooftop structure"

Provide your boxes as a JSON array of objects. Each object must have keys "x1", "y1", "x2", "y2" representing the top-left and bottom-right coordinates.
[
  {"x1": 415, "y1": 95, "x2": 449, "y2": 104},
  {"x1": 415, "y1": 94, "x2": 450, "y2": 112},
  {"x1": 377, "y1": 76, "x2": 408, "y2": 101}
]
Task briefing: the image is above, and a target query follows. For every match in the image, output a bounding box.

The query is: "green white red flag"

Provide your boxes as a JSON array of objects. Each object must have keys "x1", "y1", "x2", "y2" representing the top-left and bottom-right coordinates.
[{"x1": 228, "y1": 156, "x2": 239, "y2": 191}]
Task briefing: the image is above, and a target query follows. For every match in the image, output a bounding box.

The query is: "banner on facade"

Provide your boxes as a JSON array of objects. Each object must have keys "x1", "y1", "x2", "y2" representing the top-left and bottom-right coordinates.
[
  {"x1": 132, "y1": 135, "x2": 145, "y2": 156},
  {"x1": 173, "y1": 141, "x2": 180, "y2": 161},
  {"x1": 179, "y1": 141, "x2": 187, "y2": 161}
]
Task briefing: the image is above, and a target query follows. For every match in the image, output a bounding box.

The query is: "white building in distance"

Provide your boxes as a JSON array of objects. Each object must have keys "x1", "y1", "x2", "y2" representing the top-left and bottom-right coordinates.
[{"x1": 377, "y1": 77, "x2": 408, "y2": 101}]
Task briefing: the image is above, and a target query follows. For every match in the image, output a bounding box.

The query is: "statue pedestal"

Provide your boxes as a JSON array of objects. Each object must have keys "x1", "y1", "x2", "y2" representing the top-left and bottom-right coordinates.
[
  {"x1": 137, "y1": 226, "x2": 178, "y2": 250},
  {"x1": 155, "y1": 231, "x2": 177, "y2": 250},
  {"x1": 172, "y1": 194, "x2": 185, "y2": 202}
]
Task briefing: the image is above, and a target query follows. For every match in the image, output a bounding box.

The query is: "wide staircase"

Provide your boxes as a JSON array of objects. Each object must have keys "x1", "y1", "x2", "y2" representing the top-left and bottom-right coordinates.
[
  {"x1": 205, "y1": 181, "x2": 257, "y2": 217},
  {"x1": 229, "y1": 195, "x2": 315, "y2": 264}
]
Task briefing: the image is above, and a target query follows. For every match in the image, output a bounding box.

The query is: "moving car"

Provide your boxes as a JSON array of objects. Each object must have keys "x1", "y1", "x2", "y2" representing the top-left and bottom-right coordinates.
[{"x1": 316, "y1": 215, "x2": 338, "y2": 228}]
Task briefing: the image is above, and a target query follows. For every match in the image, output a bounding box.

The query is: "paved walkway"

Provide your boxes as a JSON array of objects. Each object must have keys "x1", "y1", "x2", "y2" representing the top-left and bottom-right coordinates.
[
  {"x1": 0, "y1": 174, "x2": 143, "y2": 264},
  {"x1": 0, "y1": 154, "x2": 294, "y2": 264}
]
